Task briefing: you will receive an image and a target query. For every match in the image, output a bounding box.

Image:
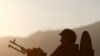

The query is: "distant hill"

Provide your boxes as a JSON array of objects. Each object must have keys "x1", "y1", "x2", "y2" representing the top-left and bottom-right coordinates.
[{"x1": 0, "y1": 21, "x2": 99, "y2": 56}]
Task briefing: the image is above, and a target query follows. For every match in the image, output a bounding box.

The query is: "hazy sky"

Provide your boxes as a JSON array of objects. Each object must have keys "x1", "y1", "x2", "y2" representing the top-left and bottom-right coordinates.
[{"x1": 0, "y1": 0, "x2": 100, "y2": 37}]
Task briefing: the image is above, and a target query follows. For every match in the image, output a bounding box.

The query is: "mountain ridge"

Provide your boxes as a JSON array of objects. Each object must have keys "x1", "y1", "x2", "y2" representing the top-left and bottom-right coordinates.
[{"x1": 0, "y1": 21, "x2": 99, "y2": 56}]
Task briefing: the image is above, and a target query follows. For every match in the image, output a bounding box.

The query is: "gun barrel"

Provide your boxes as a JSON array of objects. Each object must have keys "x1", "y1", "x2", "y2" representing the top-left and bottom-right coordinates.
[
  {"x1": 10, "y1": 40, "x2": 24, "y2": 48},
  {"x1": 9, "y1": 40, "x2": 27, "y2": 52},
  {"x1": 8, "y1": 44, "x2": 26, "y2": 54}
]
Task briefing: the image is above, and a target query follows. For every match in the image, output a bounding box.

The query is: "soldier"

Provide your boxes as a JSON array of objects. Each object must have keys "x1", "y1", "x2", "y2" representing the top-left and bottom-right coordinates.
[{"x1": 51, "y1": 29, "x2": 79, "y2": 56}]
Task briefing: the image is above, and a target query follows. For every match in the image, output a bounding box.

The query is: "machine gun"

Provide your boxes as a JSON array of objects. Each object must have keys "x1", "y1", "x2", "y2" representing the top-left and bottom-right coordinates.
[
  {"x1": 8, "y1": 39, "x2": 47, "y2": 56},
  {"x1": 8, "y1": 39, "x2": 27, "y2": 54}
]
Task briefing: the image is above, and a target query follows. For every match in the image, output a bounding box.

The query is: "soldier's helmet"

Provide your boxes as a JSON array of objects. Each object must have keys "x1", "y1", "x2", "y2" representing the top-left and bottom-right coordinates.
[{"x1": 59, "y1": 29, "x2": 76, "y2": 44}]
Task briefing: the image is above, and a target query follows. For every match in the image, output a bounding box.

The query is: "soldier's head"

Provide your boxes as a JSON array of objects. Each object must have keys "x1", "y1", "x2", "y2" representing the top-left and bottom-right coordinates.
[{"x1": 59, "y1": 29, "x2": 76, "y2": 45}]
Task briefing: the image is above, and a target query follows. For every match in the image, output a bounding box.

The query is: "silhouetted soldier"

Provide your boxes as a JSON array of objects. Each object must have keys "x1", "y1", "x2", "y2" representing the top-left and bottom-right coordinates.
[
  {"x1": 80, "y1": 31, "x2": 94, "y2": 56},
  {"x1": 51, "y1": 29, "x2": 79, "y2": 56}
]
